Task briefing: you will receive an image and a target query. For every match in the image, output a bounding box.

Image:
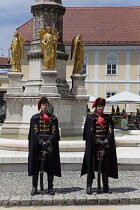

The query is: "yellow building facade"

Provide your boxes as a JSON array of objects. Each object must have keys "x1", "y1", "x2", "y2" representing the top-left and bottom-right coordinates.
[{"x1": 66, "y1": 45, "x2": 140, "y2": 112}]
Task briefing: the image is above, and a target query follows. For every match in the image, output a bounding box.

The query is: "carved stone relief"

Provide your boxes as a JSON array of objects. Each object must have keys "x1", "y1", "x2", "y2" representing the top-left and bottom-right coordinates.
[{"x1": 34, "y1": 14, "x2": 43, "y2": 39}]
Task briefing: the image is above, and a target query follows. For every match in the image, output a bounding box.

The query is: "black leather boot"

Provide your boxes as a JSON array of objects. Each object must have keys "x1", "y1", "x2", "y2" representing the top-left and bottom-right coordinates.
[
  {"x1": 102, "y1": 171, "x2": 112, "y2": 194},
  {"x1": 48, "y1": 175, "x2": 55, "y2": 195},
  {"x1": 86, "y1": 174, "x2": 93, "y2": 194},
  {"x1": 31, "y1": 173, "x2": 38, "y2": 196},
  {"x1": 86, "y1": 184, "x2": 92, "y2": 194}
]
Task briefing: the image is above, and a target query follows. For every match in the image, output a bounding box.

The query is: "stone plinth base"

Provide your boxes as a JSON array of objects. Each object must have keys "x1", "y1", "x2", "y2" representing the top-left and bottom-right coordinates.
[
  {"x1": 40, "y1": 70, "x2": 60, "y2": 97},
  {"x1": 59, "y1": 122, "x2": 84, "y2": 136},
  {"x1": 1, "y1": 121, "x2": 30, "y2": 135},
  {"x1": 24, "y1": 80, "x2": 42, "y2": 95},
  {"x1": 2, "y1": 97, "x2": 89, "y2": 135},
  {"x1": 7, "y1": 72, "x2": 23, "y2": 94},
  {"x1": 71, "y1": 74, "x2": 87, "y2": 95}
]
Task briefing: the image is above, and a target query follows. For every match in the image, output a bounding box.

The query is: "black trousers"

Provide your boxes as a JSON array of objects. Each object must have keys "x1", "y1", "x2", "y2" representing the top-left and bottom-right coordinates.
[{"x1": 32, "y1": 158, "x2": 54, "y2": 188}]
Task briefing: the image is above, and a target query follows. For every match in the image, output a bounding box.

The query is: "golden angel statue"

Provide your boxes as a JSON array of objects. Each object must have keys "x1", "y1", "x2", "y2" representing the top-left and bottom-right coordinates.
[
  {"x1": 10, "y1": 32, "x2": 24, "y2": 72},
  {"x1": 71, "y1": 34, "x2": 84, "y2": 74},
  {"x1": 40, "y1": 27, "x2": 59, "y2": 70}
]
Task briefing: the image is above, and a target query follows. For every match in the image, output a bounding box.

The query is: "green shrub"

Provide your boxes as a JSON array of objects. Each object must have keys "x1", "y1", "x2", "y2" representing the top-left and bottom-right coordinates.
[{"x1": 113, "y1": 118, "x2": 121, "y2": 124}]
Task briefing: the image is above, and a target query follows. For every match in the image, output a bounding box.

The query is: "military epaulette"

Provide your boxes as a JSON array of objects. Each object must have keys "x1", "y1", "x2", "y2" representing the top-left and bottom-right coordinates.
[
  {"x1": 33, "y1": 113, "x2": 41, "y2": 119},
  {"x1": 87, "y1": 113, "x2": 97, "y2": 120},
  {"x1": 50, "y1": 114, "x2": 57, "y2": 120},
  {"x1": 33, "y1": 113, "x2": 57, "y2": 120}
]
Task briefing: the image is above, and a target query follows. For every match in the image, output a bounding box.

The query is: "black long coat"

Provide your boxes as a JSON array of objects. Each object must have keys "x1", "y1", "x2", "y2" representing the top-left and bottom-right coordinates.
[
  {"x1": 28, "y1": 113, "x2": 61, "y2": 177},
  {"x1": 81, "y1": 113, "x2": 118, "y2": 179}
]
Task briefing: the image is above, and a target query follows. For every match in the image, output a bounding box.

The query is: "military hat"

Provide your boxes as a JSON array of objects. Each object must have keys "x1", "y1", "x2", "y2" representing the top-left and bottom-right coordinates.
[
  {"x1": 38, "y1": 97, "x2": 49, "y2": 110},
  {"x1": 92, "y1": 97, "x2": 106, "y2": 108}
]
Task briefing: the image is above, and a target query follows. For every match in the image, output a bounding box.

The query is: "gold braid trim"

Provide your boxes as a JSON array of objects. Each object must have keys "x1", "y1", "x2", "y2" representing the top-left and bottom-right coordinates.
[
  {"x1": 52, "y1": 125, "x2": 55, "y2": 133},
  {"x1": 34, "y1": 124, "x2": 38, "y2": 133},
  {"x1": 95, "y1": 139, "x2": 100, "y2": 144},
  {"x1": 39, "y1": 140, "x2": 43, "y2": 144}
]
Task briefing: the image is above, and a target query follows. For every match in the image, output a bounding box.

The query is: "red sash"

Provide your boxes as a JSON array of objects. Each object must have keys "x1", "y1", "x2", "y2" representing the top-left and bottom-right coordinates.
[
  {"x1": 42, "y1": 113, "x2": 50, "y2": 123},
  {"x1": 95, "y1": 112, "x2": 105, "y2": 128}
]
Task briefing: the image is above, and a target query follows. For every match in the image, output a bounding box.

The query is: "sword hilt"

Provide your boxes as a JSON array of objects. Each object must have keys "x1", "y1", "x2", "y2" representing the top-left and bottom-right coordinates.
[{"x1": 98, "y1": 150, "x2": 104, "y2": 160}]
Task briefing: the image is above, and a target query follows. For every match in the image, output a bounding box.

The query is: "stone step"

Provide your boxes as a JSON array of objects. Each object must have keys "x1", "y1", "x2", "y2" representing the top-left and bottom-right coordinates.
[
  {"x1": 0, "y1": 137, "x2": 140, "y2": 152},
  {"x1": 0, "y1": 147, "x2": 140, "y2": 172}
]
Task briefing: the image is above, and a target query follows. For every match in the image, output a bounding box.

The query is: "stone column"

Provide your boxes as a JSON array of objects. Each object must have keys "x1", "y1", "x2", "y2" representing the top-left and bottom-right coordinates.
[{"x1": 27, "y1": 0, "x2": 69, "y2": 95}]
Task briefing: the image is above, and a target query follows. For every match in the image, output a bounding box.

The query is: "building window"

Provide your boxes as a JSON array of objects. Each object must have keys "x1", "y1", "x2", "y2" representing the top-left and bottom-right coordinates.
[
  {"x1": 106, "y1": 91, "x2": 116, "y2": 98},
  {"x1": 107, "y1": 58, "x2": 117, "y2": 75},
  {"x1": 82, "y1": 54, "x2": 88, "y2": 75}
]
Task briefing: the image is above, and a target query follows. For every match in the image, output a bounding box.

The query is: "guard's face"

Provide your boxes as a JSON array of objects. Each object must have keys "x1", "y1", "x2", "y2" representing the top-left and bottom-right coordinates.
[
  {"x1": 40, "y1": 103, "x2": 48, "y2": 113},
  {"x1": 96, "y1": 105, "x2": 105, "y2": 114}
]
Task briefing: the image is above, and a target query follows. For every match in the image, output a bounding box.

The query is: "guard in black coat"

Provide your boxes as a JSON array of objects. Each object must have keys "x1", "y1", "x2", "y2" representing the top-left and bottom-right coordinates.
[
  {"x1": 81, "y1": 97, "x2": 118, "y2": 194},
  {"x1": 28, "y1": 97, "x2": 61, "y2": 196}
]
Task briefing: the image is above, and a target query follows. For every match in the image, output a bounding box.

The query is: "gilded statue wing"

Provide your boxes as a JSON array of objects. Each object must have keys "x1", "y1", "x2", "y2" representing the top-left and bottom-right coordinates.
[
  {"x1": 52, "y1": 29, "x2": 59, "y2": 40},
  {"x1": 18, "y1": 33, "x2": 24, "y2": 58},
  {"x1": 40, "y1": 28, "x2": 45, "y2": 54},
  {"x1": 71, "y1": 36, "x2": 77, "y2": 60},
  {"x1": 52, "y1": 29, "x2": 59, "y2": 53}
]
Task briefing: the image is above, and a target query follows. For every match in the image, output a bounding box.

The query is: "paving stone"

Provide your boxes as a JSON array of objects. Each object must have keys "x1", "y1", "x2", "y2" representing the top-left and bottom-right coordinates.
[
  {"x1": 9, "y1": 196, "x2": 22, "y2": 206},
  {"x1": 95, "y1": 194, "x2": 109, "y2": 205},
  {"x1": 31, "y1": 195, "x2": 42, "y2": 206},
  {"x1": 63, "y1": 194, "x2": 76, "y2": 205},
  {"x1": 106, "y1": 194, "x2": 120, "y2": 205},
  {"x1": 118, "y1": 193, "x2": 131, "y2": 204},
  {"x1": 86, "y1": 194, "x2": 98, "y2": 205},
  {"x1": 128, "y1": 193, "x2": 140, "y2": 204},
  {"x1": 0, "y1": 171, "x2": 140, "y2": 206},
  {"x1": 0, "y1": 196, "x2": 10, "y2": 206},
  {"x1": 75, "y1": 194, "x2": 87, "y2": 205},
  {"x1": 53, "y1": 195, "x2": 64, "y2": 206},
  {"x1": 20, "y1": 195, "x2": 31, "y2": 206},
  {"x1": 42, "y1": 195, "x2": 53, "y2": 206}
]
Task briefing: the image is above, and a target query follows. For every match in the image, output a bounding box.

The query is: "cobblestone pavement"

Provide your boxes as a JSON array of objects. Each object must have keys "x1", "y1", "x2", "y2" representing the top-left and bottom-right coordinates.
[{"x1": 0, "y1": 171, "x2": 140, "y2": 206}]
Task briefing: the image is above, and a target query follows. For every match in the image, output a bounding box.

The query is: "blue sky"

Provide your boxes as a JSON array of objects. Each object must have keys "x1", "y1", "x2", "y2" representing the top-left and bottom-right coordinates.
[{"x1": 1, "y1": 0, "x2": 140, "y2": 57}]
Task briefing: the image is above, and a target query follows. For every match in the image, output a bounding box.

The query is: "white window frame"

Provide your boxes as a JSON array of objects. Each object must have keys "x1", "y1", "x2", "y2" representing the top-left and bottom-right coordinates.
[
  {"x1": 105, "y1": 52, "x2": 118, "y2": 76},
  {"x1": 82, "y1": 53, "x2": 88, "y2": 77},
  {"x1": 106, "y1": 91, "x2": 117, "y2": 98}
]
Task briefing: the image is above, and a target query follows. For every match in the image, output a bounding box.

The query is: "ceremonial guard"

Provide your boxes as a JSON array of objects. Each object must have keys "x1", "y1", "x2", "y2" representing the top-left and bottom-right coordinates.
[
  {"x1": 28, "y1": 97, "x2": 61, "y2": 196},
  {"x1": 81, "y1": 98, "x2": 118, "y2": 194}
]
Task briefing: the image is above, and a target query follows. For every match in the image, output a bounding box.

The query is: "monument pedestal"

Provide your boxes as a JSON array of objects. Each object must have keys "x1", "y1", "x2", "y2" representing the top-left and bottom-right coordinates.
[
  {"x1": 1, "y1": 72, "x2": 24, "y2": 134},
  {"x1": 24, "y1": 80, "x2": 42, "y2": 96},
  {"x1": 40, "y1": 70, "x2": 60, "y2": 97},
  {"x1": 71, "y1": 74, "x2": 88, "y2": 97},
  {"x1": 24, "y1": 47, "x2": 43, "y2": 95},
  {"x1": 7, "y1": 72, "x2": 23, "y2": 94}
]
